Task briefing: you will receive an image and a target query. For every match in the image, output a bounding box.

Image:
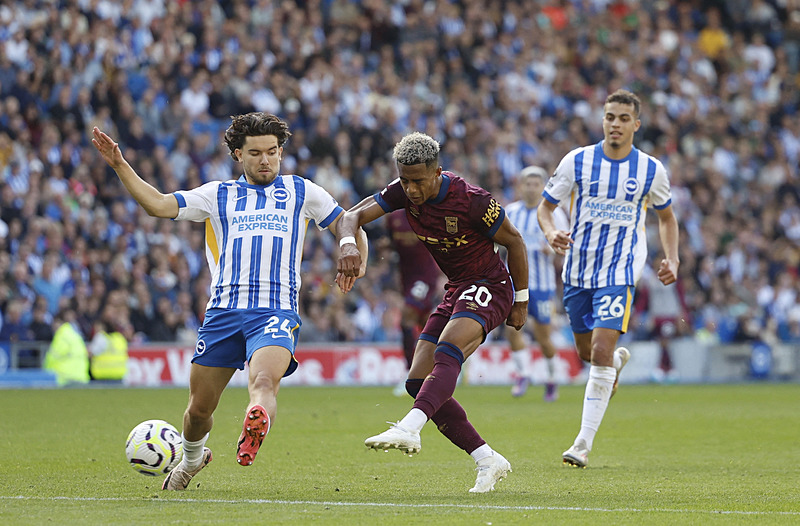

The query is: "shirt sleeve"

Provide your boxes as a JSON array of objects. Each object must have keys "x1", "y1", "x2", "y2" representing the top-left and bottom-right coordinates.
[
  {"x1": 648, "y1": 159, "x2": 673, "y2": 209},
  {"x1": 374, "y1": 178, "x2": 406, "y2": 213},
  {"x1": 173, "y1": 181, "x2": 222, "y2": 222},
  {"x1": 542, "y1": 150, "x2": 577, "y2": 205},
  {"x1": 303, "y1": 178, "x2": 344, "y2": 230},
  {"x1": 468, "y1": 187, "x2": 506, "y2": 238}
]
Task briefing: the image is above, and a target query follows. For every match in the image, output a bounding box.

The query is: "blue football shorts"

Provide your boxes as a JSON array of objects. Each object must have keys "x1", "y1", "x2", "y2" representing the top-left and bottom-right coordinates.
[
  {"x1": 563, "y1": 285, "x2": 635, "y2": 334},
  {"x1": 527, "y1": 288, "x2": 555, "y2": 325},
  {"x1": 193, "y1": 308, "x2": 301, "y2": 377}
]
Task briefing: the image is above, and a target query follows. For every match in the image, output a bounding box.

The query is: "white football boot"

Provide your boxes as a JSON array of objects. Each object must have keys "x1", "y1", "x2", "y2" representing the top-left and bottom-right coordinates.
[
  {"x1": 162, "y1": 447, "x2": 212, "y2": 490},
  {"x1": 469, "y1": 451, "x2": 512, "y2": 493},
  {"x1": 364, "y1": 422, "x2": 421, "y2": 455},
  {"x1": 562, "y1": 440, "x2": 589, "y2": 468}
]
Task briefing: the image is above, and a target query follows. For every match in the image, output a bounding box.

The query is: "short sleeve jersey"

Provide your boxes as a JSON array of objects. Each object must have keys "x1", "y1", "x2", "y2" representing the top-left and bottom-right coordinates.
[
  {"x1": 542, "y1": 142, "x2": 672, "y2": 288},
  {"x1": 386, "y1": 210, "x2": 441, "y2": 292},
  {"x1": 505, "y1": 200, "x2": 569, "y2": 294},
  {"x1": 174, "y1": 174, "x2": 343, "y2": 312},
  {"x1": 375, "y1": 172, "x2": 509, "y2": 285}
]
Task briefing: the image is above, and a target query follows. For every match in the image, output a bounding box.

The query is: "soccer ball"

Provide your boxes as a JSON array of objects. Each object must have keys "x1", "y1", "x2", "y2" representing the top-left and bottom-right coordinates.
[{"x1": 125, "y1": 420, "x2": 183, "y2": 476}]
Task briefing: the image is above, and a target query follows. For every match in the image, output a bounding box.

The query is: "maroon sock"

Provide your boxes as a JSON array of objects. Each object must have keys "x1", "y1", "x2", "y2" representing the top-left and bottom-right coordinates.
[
  {"x1": 412, "y1": 350, "x2": 461, "y2": 418},
  {"x1": 432, "y1": 398, "x2": 486, "y2": 454},
  {"x1": 406, "y1": 376, "x2": 485, "y2": 453}
]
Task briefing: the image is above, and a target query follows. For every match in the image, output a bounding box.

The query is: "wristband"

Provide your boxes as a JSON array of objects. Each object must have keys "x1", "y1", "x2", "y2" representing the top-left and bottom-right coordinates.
[
  {"x1": 514, "y1": 289, "x2": 529, "y2": 302},
  {"x1": 339, "y1": 236, "x2": 356, "y2": 248}
]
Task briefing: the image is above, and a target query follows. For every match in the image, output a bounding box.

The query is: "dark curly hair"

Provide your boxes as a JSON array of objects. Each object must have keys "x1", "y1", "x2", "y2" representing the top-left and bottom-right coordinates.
[{"x1": 223, "y1": 112, "x2": 292, "y2": 161}]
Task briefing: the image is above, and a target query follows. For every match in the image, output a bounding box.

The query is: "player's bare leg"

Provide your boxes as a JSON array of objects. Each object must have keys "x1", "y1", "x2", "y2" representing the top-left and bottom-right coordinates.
[
  {"x1": 532, "y1": 321, "x2": 558, "y2": 402},
  {"x1": 507, "y1": 326, "x2": 530, "y2": 397},
  {"x1": 164, "y1": 364, "x2": 233, "y2": 490},
  {"x1": 237, "y1": 346, "x2": 290, "y2": 466}
]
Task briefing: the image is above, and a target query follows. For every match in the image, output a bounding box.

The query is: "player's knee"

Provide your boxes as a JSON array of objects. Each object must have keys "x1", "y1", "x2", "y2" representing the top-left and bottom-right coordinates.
[
  {"x1": 185, "y1": 403, "x2": 214, "y2": 423},
  {"x1": 405, "y1": 378, "x2": 423, "y2": 398}
]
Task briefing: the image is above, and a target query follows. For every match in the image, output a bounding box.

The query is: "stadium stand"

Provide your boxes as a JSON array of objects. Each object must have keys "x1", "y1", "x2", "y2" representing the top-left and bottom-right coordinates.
[{"x1": 0, "y1": 0, "x2": 798, "y2": 380}]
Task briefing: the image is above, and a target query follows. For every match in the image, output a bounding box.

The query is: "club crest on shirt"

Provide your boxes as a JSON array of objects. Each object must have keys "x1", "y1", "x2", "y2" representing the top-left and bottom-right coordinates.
[
  {"x1": 445, "y1": 216, "x2": 458, "y2": 234},
  {"x1": 624, "y1": 178, "x2": 640, "y2": 195},
  {"x1": 271, "y1": 187, "x2": 290, "y2": 203}
]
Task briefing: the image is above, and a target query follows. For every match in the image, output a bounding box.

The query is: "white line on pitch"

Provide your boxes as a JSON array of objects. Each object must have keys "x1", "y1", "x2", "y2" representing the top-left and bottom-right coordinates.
[{"x1": 1, "y1": 495, "x2": 798, "y2": 516}]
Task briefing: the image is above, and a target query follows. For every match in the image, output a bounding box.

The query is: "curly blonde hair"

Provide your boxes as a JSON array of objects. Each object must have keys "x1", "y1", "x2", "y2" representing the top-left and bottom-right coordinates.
[{"x1": 392, "y1": 132, "x2": 439, "y2": 168}]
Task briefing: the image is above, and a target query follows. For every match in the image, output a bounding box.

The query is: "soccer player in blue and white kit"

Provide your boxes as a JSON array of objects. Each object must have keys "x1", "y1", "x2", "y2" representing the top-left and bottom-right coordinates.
[
  {"x1": 91, "y1": 113, "x2": 368, "y2": 490},
  {"x1": 505, "y1": 166, "x2": 569, "y2": 401},
  {"x1": 537, "y1": 90, "x2": 679, "y2": 468}
]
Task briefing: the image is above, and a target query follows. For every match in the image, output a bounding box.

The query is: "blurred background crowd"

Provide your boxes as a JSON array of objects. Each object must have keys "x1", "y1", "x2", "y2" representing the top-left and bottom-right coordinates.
[{"x1": 1, "y1": 0, "x2": 799, "y2": 356}]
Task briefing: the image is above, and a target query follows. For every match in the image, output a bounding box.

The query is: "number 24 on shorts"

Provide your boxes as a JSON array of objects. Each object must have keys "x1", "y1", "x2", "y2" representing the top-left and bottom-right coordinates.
[{"x1": 264, "y1": 316, "x2": 295, "y2": 339}]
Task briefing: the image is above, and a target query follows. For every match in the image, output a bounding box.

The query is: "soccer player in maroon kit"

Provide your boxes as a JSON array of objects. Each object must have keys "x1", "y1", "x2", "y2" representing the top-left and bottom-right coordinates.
[
  {"x1": 385, "y1": 210, "x2": 443, "y2": 390},
  {"x1": 337, "y1": 132, "x2": 529, "y2": 493}
]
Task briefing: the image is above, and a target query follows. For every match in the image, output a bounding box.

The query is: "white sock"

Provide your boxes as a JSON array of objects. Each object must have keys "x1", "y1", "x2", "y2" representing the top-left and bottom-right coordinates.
[
  {"x1": 399, "y1": 408, "x2": 428, "y2": 433},
  {"x1": 181, "y1": 432, "x2": 209, "y2": 469},
  {"x1": 575, "y1": 366, "x2": 616, "y2": 451},
  {"x1": 544, "y1": 356, "x2": 556, "y2": 382},
  {"x1": 470, "y1": 443, "x2": 493, "y2": 463},
  {"x1": 511, "y1": 350, "x2": 528, "y2": 377}
]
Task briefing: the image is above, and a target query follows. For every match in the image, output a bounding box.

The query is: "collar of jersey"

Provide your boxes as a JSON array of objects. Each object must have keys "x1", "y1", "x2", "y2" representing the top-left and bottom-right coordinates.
[
  {"x1": 598, "y1": 141, "x2": 637, "y2": 163},
  {"x1": 426, "y1": 173, "x2": 451, "y2": 204},
  {"x1": 235, "y1": 174, "x2": 281, "y2": 188}
]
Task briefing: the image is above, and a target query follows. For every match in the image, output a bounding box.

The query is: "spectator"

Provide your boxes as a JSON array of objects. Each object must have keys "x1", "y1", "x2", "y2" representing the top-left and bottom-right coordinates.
[
  {"x1": 0, "y1": 0, "x2": 796, "y2": 358},
  {"x1": 88, "y1": 320, "x2": 128, "y2": 382},
  {"x1": 43, "y1": 307, "x2": 89, "y2": 386}
]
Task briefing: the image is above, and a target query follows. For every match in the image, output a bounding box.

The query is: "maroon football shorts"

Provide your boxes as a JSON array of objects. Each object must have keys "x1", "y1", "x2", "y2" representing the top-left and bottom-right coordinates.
[{"x1": 420, "y1": 278, "x2": 513, "y2": 342}]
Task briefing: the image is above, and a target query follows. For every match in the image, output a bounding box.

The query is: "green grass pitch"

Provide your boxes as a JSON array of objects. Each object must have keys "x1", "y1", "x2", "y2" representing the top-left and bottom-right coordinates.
[{"x1": 1, "y1": 383, "x2": 798, "y2": 525}]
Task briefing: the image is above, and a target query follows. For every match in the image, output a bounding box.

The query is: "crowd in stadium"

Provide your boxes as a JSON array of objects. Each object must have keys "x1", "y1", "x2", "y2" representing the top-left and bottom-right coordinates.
[{"x1": 0, "y1": 0, "x2": 799, "y2": 353}]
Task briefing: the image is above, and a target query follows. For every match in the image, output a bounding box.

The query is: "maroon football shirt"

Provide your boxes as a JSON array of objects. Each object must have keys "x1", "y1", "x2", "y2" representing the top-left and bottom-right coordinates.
[
  {"x1": 375, "y1": 172, "x2": 509, "y2": 285},
  {"x1": 386, "y1": 209, "x2": 441, "y2": 296}
]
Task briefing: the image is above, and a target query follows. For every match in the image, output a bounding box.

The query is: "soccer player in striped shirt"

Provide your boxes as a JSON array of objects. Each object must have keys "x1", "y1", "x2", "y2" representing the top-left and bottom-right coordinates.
[
  {"x1": 91, "y1": 113, "x2": 368, "y2": 489},
  {"x1": 337, "y1": 132, "x2": 529, "y2": 493},
  {"x1": 537, "y1": 90, "x2": 680, "y2": 468},
  {"x1": 505, "y1": 165, "x2": 569, "y2": 401}
]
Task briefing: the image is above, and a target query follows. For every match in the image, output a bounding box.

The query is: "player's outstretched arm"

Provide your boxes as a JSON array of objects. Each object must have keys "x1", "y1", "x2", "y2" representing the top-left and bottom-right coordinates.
[
  {"x1": 336, "y1": 196, "x2": 385, "y2": 278},
  {"x1": 493, "y1": 216, "x2": 528, "y2": 330},
  {"x1": 91, "y1": 127, "x2": 178, "y2": 219},
  {"x1": 330, "y1": 212, "x2": 369, "y2": 293},
  {"x1": 655, "y1": 205, "x2": 680, "y2": 285},
  {"x1": 538, "y1": 199, "x2": 573, "y2": 255}
]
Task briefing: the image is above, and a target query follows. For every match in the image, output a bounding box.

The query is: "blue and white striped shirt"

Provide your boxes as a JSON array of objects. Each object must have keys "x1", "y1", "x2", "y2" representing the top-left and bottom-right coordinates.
[
  {"x1": 543, "y1": 142, "x2": 672, "y2": 288},
  {"x1": 505, "y1": 200, "x2": 568, "y2": 294},
  {"x1": 174, "y1": 174, "x2": 343, "y2": 312}
]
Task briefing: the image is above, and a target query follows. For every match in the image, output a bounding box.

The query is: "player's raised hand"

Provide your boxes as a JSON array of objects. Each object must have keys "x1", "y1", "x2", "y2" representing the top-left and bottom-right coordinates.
[
  {"x1": 337, "y1": 243, "x2": 362, "y2": 278},
  {"x1": 91, "y1": 127, "x2": 125, "y2": 168},
  {"x1": 657, "y1": 258, "x2": 678, "y2": 286}
]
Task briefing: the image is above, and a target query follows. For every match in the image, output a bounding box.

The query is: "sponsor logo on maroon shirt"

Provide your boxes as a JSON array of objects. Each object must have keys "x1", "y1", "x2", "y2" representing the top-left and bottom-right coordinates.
[{"x1": 482, "y1": 199, "x2": 501, "y2": 228}]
